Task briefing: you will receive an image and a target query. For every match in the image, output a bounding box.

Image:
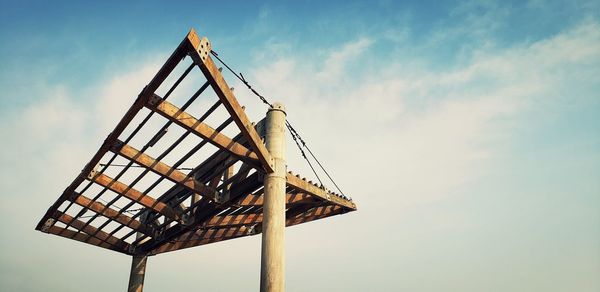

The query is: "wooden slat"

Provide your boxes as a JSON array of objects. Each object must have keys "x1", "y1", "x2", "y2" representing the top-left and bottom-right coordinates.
[
  {"x1": 286, "y1": 205, "x2": 344, "y2": 226},
  {"x1": 236, "y1": 192, "x2": 316, "y2": 207},
  {"x1": 204, "y1": 213, "x2": 261, "y2": 227},
  {"x1": 89, "y1": 172, "x2": 181, "y2": 223},
  {"x1": 286, "y1": 173, "x2": 356, "y2": 210},
  {"x1": 47, "y1": 226, "x2": 129, "y2": 254},
  {"x1": 204, "y1": 204, "x2": 342, "y2": 228},
  {"x1": 71, "y1": 192, "x2": 153, "y2": 237},
  {"x1": 53, "y1": 211, "x2": 130, "y2": 251},
  {"x1": 149, "y1": 226, "x2": 249, "y2": 255},
  {"x1": 185, "y1": 31, "x2": 274, "y2": 173},
  {"x1": 145, "y1": 95, "x2": 262, "y2": 168},
  {"x1": 111, "y1": 140, "x2": 218, "y2": 200}
]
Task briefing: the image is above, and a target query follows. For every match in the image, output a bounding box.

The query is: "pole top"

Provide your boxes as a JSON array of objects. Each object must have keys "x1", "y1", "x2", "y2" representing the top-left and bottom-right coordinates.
[{"x1": 269, "y1": 102, "x2": 286, "y2": 115}]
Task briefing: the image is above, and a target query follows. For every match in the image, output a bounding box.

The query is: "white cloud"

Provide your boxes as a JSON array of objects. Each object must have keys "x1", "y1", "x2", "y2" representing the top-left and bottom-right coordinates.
[{"x1": 1, "y1": 16, "x2": 599, "y2": 292}]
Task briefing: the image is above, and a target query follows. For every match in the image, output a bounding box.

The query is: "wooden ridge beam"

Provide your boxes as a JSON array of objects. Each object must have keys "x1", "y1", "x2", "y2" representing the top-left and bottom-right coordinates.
[
  {"x1": 184, "y1": 30, "x2": 275, "y2": 173},
  {"x1": 89, "y1": 172, "x2": 182, "y2": 223},
  {"x1": 144, "y1": 94, "x2": 261, "y2": 168},
  {"x1": 111, "y1": 140, "x2": 218, "y2": 201},
  {"x1": 53, "y1": 211, "x2": 130, "y2": 251},
  {"x1": 286, "y1": 173, "x2": 356, "y2": 210},
  {"x1": 70, "y1": 192, "x2": 154, "y2": 237}
]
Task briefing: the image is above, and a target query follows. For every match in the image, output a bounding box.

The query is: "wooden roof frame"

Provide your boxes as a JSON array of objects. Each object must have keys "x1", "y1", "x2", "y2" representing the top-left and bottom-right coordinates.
[{"x1": 35, "y1": 28, "x2": 356, "y2": 256}]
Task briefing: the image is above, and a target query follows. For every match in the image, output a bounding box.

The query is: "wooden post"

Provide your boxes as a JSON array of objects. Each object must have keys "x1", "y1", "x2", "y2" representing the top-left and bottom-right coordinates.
[
  {"x1": 260, "y1": 102, "x2": 286, "y2": 292},
  {"x1": 128, "y1": 214, "x2": 148, "y2": 292}
]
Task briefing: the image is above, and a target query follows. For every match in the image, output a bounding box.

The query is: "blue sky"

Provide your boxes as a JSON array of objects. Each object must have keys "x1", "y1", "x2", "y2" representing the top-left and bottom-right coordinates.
[{"x1": 1, "y1": 1, "x2": 599, "y2": 291}]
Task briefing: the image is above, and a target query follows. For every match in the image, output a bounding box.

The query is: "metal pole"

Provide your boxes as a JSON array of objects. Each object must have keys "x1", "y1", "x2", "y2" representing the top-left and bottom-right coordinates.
[
  {"x1": 260, "y1": 102, "x2": 287, "y2": 292},
  {"x1": 128, "y1": 214, "x2": 148, "y2": 292}
]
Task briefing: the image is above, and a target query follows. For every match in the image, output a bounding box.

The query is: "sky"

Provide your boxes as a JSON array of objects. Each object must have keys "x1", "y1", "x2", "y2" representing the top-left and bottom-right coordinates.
[{"x1": 0, "y1": 0, "x2": 599, "y2": 291}]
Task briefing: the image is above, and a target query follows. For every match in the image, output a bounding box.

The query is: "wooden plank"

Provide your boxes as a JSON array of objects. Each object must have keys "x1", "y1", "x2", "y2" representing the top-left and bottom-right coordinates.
[
  {"x1": 145, "y1": 95, "x2": 261, "y2": 167},
  {"x1": 53, "y1": 211, "x2": 130, "y2": 251},
  {"x1": 111, "y1": 140, "x2": 218, "y2": 200},
  {"x1": 89, "y1": 172, "x2": 182, "y2": 223},
  {"x1": 184, "y1": 31, "x2": 274, "y2": 173},
  {"x1": 71, "y1": 192, "x2": 154, "y2": 237},
  {"x1": 286, "y1": 173, "x2": 356, "y2": 210}
]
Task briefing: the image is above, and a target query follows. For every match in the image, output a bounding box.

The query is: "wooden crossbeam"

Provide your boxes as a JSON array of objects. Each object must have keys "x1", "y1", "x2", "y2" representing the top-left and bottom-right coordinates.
[
  {"x1": 184, "y1": 30, "x2": 275, "y2": 173},
  {"x1": 144, "y1": 94, "x2": 261, "y2": 168},
  {"x1": 286, "y1": 173, "x2": 356, "y2": 210},
  {"x1": 70, "y1": 192, "x2": 154, "y2": 237},
  {"x1": 47, "y1": 226, "x2": 129, "y2": 254},
  {"x1": 111, "y1": 140, "x2": 218, "y2": 201},
  {"x1": 89, "y1": 172, "x2": 182, "y2": 223},
  {"x1": 53, "y1": 211, "x2": 130, "y2": 251}
]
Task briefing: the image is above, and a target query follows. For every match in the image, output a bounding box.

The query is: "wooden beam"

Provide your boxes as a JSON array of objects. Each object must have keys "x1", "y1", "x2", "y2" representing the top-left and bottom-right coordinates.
[
  {"x1": 53, "y1": 211, "x2": 130, "y2": 251},
  {"x1": 145, "y1": 95, "x2": 261, "y2": 168},
  {"x1": 89, "y1": 172, "x2": 182, "y2": 223},
  {"x1": 47, "y1": 226, "x2": 129, "y2": 254},
  {"x1": 185, "y1": 31, "x2": 275, "y2": 173},
  {"x1": 70, "y1": 192, "x2": 154, "y2": 237},
  {"x1": 286, "y1": 173, "x2": 356, "y2": 210},
  {"x1": 111, "y1": 140, "x2": 218, "y2": 200}
]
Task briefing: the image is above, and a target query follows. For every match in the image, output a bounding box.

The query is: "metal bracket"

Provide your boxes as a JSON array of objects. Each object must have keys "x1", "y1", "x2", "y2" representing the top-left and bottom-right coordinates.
[
  {"x1": 147, "y1": 93, "x2": 162, "y2": 107},
  {"x1": 41, "y1": 218, "x2": 55, "y2": 233},
  {"x1": 214, "y1": 190, "x2": 229, "y2": 204},
  {"x1": 87, "y1": 164, "x2": 99, "y2": 180},
  {"x1": 197, "y1": 37, "x2": 211, "y2": 62}
]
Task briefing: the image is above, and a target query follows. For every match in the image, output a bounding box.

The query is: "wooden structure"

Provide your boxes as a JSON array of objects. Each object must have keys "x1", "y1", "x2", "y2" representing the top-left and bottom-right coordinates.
[{"x1": 35, "y1": 28, "x2": 356, "y2": 290}]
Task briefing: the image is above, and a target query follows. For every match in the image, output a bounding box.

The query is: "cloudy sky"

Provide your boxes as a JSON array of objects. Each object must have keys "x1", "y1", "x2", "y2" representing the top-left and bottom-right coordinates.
[{"x1": 1, "y1": 0, "x2": 599, "y2": 291}]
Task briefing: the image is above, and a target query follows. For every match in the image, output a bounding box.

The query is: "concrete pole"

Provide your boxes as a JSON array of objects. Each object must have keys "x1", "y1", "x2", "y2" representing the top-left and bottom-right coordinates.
[
  {"x1": 128, "y1": 215, "x2": 148, "y2": 292},
  {"x1": 127, "y1": 255, "x2": 147, "y2": 292},
  {"x1": 260, "y1": 102, "x2": 286, "y2": 292}
]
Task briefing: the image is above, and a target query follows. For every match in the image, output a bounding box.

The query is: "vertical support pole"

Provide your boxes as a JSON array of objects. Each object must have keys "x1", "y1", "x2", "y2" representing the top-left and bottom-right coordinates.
[
  {"x1": 128, "y1": 255, "x2": 147, "y2": 292},
  {"x1": 128, "y1": 214, "x2": 148, "y2": 292},
  {"x1": 260, "y1": 102, "x2": 287, "y2": 292}
]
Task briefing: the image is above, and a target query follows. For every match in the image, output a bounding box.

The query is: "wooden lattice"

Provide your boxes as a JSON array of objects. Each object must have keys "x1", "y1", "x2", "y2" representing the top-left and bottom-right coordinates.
[{"x1": 35, "y1": 29, "x2": 356, "y2": 256}]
